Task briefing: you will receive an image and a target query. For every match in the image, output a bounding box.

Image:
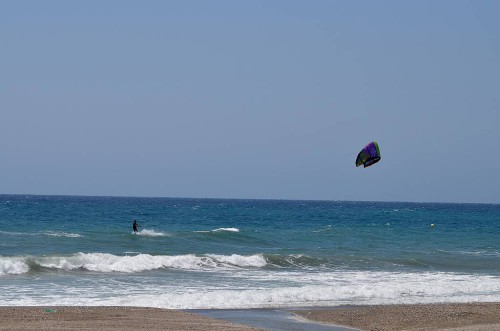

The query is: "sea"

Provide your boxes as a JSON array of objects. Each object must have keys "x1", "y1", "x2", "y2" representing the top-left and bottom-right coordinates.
[{"x1": 1, "y1": 194, "x2": 500, "y2": 309}]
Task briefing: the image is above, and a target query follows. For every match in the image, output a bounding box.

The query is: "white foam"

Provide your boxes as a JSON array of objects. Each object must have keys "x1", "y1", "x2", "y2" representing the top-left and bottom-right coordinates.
[
  {"x1": 0, "y1": 258, "x2": 29, "y2": 275},
  {"x1": 108, "y1": 272, "x2": 500, "y2": 309},
  {"x1": 214, "y1": 228, "x2": 239, "y2": 232},
  {"x1": 135, "y1": 229, "x2": 168, "y2": 237},
  {"x1": 206, "y1": 254, "x2": 267, "y2": 268},
  {"x1": 4, "y1": 271, "x2": 500, "y2": 309},
  {"x1": 0, "y1": 231, "x2": 36, "y2": 236},
  {"x1": 0, "y1": 253, "x2": 268, "y2": 274},
  {"x1": 194, "y1": 228, "x2": 240, "y2": 233},
  {"x1": 43, "y1": 231, "x2": 82, "y2": 238},
  {"x1": 437, "y1": 249, "x2": 500, "y2": 257}
]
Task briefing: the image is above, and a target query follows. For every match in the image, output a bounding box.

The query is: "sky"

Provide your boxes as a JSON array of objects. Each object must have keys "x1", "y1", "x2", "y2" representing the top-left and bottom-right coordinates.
[{"x1": 1, "y1": 1, "x2": 499, "y2": 203}]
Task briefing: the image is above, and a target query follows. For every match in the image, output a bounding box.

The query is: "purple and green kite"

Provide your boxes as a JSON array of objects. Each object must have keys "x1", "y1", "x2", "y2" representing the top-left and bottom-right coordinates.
[{"x1": 356, "y1": 141, "x2": 381, "y2": 168}]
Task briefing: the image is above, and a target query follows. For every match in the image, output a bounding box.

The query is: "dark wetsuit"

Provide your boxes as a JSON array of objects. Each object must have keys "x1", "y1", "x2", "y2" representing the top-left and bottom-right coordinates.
[{"x1": 133, "y1": 221, "x2": 138, "y2": 233}]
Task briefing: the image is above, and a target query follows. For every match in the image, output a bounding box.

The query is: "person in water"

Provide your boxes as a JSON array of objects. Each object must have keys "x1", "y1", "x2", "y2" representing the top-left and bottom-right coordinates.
[{"x1": 132, "y1": 220, "x2": 139, "y2": 233}]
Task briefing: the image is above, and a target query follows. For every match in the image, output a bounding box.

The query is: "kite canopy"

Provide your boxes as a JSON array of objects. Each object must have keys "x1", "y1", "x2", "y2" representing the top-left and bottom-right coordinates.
[{"x1": 356, "y1": 141, "x2": 381, "y2": 168}]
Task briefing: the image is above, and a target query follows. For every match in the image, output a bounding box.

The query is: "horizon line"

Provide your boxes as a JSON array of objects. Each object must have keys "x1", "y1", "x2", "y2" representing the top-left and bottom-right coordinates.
[{"x1": 0, "y1": 192, "x2": 498, "y2": 206}]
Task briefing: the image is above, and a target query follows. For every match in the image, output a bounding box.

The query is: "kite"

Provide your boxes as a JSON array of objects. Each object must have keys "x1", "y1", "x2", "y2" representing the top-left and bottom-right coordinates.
[{"x1": 356, "y1": 141, "x2": 381, "y2": 168}]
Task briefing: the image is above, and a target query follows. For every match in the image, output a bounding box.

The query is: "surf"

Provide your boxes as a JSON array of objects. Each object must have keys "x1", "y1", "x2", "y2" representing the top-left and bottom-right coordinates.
[{"x1": 0, "y1": 253, "x2": 268, "y2": 274}]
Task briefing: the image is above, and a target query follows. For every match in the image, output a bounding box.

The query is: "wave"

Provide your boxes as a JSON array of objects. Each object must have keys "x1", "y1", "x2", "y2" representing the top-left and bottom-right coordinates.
[
  {"x1": 265, "y1": 254, "x2": 329, "y2": 268},
  {"x1": 206, "y1": 254, "x2": 266, "y2": 267},
  {"x1": 4, "y1": 250, "x2": 497, "y2": 276},
  {"x1": 435, "y1": 249, "x2": 500, "y2": 257},
  {"x1": 0, "y1": 253, "x2": 267, "y2": 275},
  {"x1": 0, "y1": 252, "x2": 412, "y2": 275},
  {"x1": 194, "y1": 228, "x2": 240, "y2": 233},
  {"x1": 0, "y1": 257, "x2": 30, "y2": 275},
  {"x1": 134, "y1": 272, "x2": 500, "y2": 309},
  {"x1": 135, "y1": 229, "x2": 168, "y2": 237},
  {"x1": 43, "y1": 231, "x2": 82, "y2": 238},
  {"x1": 0, "y1": 231, "x2": 36, "y2": 236},
  {"x1": 3, "y1": 250, "x2": 498, "y2": 276},
  {"x1": 3, "y1": 270, "x2": 500, "y2": 309},
  {"x1": 0, "y1": 230, "x2": 81, "y2": 238}
]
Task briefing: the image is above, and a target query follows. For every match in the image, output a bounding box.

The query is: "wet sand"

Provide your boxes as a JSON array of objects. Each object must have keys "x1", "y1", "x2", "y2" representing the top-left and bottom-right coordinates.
[{"x1": 292, "y1": 303, "x2": 500, "y2": 331}]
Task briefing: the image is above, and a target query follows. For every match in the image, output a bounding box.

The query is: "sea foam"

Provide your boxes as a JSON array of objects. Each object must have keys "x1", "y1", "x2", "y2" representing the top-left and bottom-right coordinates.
[
  {"x1": 0, "y1": 253, "x2": 268, "y2": 274},
  {"x1": 3, "y1": 270, "x2": 500, "y2": 309},
  {"x1": 194, "y1": 228, "x2": 240, "y2": 233},
  {"x1": 43, "y1": 231, "x2": 82, "y2": 238},
  {"x1": 0, "y1": 258, "x2": 29, "y2": 275},
  {"x1": 135, "y1": 229, "x2": 168, "y2": 237}
]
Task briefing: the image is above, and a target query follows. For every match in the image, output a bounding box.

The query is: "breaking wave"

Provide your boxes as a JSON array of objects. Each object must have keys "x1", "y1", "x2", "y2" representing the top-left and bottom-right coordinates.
[
  {"x1": 0, "y1": 253, "x2": 267, "y2": 275},
  {"x1": 3, "y1": 270, "x2": 500, "y2": 309},
  {"x1": 0, "y1": 258, "x2": 30, "y2": 275}
]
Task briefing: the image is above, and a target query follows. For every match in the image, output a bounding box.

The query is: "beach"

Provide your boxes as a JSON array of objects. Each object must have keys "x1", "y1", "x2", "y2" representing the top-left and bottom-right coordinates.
[
  {"x1": 293, "y1": 303, "x2": 500, "y2": 331},
  {"x1": 1, "y1": 303, "x2": 500, "y2": 331},
  {"x1": 0, "y1": 306, "x2": 260, "y2": 331}
]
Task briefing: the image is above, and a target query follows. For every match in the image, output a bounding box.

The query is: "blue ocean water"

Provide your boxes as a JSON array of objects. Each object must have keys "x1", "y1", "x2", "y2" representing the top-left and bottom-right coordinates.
[{"x1": 1, "y1": 195, "x2": 499, "y2": 308}]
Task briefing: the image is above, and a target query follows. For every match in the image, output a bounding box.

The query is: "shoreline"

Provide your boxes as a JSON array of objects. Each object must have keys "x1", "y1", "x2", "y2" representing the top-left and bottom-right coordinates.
[
  {"x1": 192, "y1": 308, "x2": 357, "y2": 330},
  {"x1": 291, "y1": 302, "x2": 500, "y2": 331},
  {"x1": 0, "y1": 303, "x2": 499, "y2": 331}
]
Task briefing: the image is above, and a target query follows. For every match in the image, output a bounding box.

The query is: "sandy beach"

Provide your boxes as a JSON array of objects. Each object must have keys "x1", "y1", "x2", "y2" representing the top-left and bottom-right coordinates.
[
  {"x1": 293, "y1": 303, "x2": 500, "y2": 331},
  {"x1": 0, "y1": 307, "x2": 261, "y2": 331},
  {"x1": 1, "y1": 303, "x2": 500, "y2": 331}
]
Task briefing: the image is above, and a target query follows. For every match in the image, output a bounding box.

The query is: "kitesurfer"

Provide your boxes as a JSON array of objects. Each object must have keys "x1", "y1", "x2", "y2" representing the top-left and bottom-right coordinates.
[{"x1": 133, "y1": 220, "x2": 139, "y2": 233}]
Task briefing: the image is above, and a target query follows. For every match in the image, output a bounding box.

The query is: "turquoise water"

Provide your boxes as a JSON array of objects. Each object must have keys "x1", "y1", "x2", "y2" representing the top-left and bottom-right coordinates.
[{"x1": 1, "y1": 195, "x2": 499, "y2": 308}]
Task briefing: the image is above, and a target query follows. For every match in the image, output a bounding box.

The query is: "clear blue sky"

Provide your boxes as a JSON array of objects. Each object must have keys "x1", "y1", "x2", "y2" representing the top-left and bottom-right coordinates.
[{"x1": 1, "y1": 1, "x2": 499, "y2": 203}]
